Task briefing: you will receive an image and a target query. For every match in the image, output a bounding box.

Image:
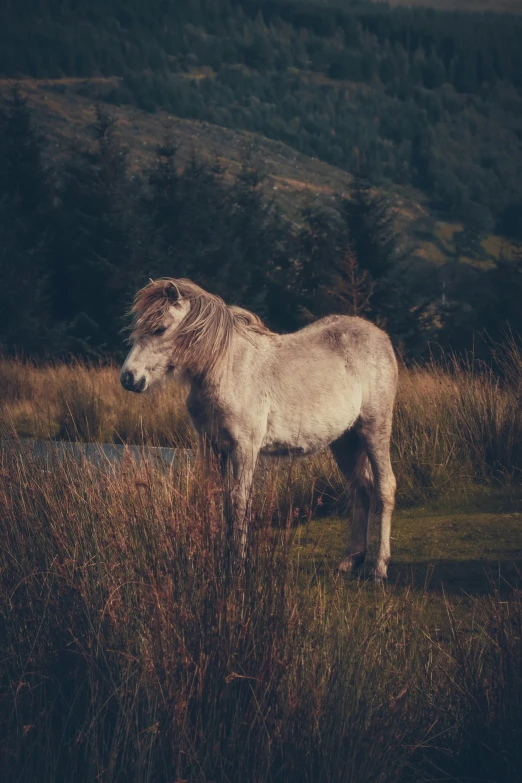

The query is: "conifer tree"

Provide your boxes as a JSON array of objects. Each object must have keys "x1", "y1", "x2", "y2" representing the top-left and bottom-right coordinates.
[
  {"x1": 220, "y1": 150, "x2": 290, "y2": 322},
  {"x1": 477, "y1": 246, "x2": 522, "y2": 348},
  {"x1": 297, "y1": 176, "x2": 431, "y2": 356},
  {"x1": 326, "y1": 246, "x2": 373, "y2": 318},
  {"x1": 0, "y1": 86, "x2": 54, "y2": 353},
  {"x1": 142, "y1": 131, "x2": 185, "y2": 279},
  {"x1": 338, "y1": 174, "x2": 428, "y2": 354},
  {"x1": 297, "y1": 205, "x2": 374, "y2": 322},
  {"x1": 295, "y1": 205, "x2": 341, "y2": 323},
  {"x1": 50, "y1": 105, "x2": 139, "y2": 355},
  {"x1": 143, "y1": 139, "x2": 295, "y2": 329}
]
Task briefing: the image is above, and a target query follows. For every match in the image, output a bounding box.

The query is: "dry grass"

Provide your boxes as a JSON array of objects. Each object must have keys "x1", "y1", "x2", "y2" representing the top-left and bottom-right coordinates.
[
  {"x1": 394, "y1": 344, "x2": 522, "y2": 502},
  {"x1": 0, "y1": 359, "x2": 194, "y2": 446},
  {"x1": 2, "y1": 340, "x2": 521, "y2": 507},
  {"x1": 0, "y1": 442, "x2": 520, "y2": 782},
  {"x1": 1, "y1": 343, "x2": 521, "y2": 780}
]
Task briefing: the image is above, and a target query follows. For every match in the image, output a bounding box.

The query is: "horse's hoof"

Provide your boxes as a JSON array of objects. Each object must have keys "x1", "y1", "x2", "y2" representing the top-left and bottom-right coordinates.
[
  {"x1": 371, "y1": 567, "x2": 388, "y2": 582},
  {"x1": 338, "y1": 554, "x2": 365, "y2": 574},
  {"x1": 338, "y1": 557, "x2": 354, "y2": 574}
]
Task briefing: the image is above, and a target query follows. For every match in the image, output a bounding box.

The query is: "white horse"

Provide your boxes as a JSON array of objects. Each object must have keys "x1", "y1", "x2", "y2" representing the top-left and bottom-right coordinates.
[{"x1": 121, "y1": 278, "x2": 398, "y2": 579}]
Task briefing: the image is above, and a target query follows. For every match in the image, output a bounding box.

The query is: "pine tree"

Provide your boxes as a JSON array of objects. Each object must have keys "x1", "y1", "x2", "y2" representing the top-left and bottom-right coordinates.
[
  {"x1": 297, "y1": 176, "x2": 431, "y2": 356},
  {"x1": 0, "y1": 86, "x2": 54, "y2": 353},
  {"x1": 481, "y1": 246, "x2": 522, "y2": 344},
  {"x1": 142, "y1": 131, "x2": 184, "y2": 279},
  {"x1": 221, "y1": 150, "x2": 297, "y2": 330},
  {"x1": 338, "y1": 174, "x2": 428, "y2": 354},
  {"x1": 144, "y1": 137, "x2": 228, "y2": 283},
  {"x1": 221, "y1": 151, "x2": 282, "y2": 312},
  {"x1": 50, "y1": 105, "x2": 139, "y2": 355},
  {"x1": 296, "y1": 206, "x2": 374, "y2": 321},
  {"x1": 339, "y1": 174, "x2": 399, "y2": 284},
  {"x1": 326, "y1": 246, "x2": 373, "y2": 318},
  {"x1": 176, "y1": 149, "x2": 230, "y2": 282},
  {"x1": 295, "y1": 205, "x2": 341, "y2": 323}
]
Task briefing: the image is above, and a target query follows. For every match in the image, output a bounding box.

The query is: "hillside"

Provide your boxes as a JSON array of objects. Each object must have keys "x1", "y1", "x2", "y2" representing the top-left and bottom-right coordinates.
[
  {"x1": 1, "y1": 0, "x2": 521, "y2": 362},
  {"x1": 2, "y1": 77, "x2": 516, "y2": 271},
  {"x1": 0, "y1": 78, "x2": 361, "y2": 218},
  {"x1": 1, "y1": 0, "x2": 522, "y2": 238}
]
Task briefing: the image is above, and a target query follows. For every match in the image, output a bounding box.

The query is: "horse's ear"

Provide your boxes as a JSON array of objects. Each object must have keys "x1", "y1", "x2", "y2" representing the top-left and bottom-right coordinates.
[{"x1": 164, "y1": 280, "x2": 179, "y2": 304}]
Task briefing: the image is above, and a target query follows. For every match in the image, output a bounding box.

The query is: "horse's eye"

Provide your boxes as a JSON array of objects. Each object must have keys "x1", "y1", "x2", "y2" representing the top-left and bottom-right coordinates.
[{"x1": 153, "y1": 326, "x2": 167, "y2": 336}]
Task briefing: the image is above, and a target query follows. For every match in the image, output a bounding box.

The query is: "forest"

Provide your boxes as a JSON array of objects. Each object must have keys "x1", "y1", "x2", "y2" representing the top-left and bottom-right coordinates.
[
  {"x1": 0, "y1": 86, "x2": 521, "y2": 361},
  {"x1": 0, "y1": 0, "x2": 521, "y2": 359},
  {"x1": 0, "y1": 0, "x2": 521, "y2": 234}
]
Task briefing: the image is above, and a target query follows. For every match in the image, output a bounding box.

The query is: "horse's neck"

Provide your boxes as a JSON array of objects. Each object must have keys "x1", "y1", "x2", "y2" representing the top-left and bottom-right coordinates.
[
  {"x1": 186, "y1": 370, "x2": 221, "y2": 405},
  {"x1": 187, "y1": 327, "x2": 266, "y2": 398}
]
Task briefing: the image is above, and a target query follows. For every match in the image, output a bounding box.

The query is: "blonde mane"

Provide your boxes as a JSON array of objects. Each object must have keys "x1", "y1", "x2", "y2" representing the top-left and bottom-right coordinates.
[{"x1": 130, "y1": 278, "x2": 272, "y2": 376}]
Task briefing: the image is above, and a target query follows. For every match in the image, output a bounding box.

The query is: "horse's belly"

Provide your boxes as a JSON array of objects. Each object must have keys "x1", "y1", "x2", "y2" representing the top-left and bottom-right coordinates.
[
  {"x1": 261, "y1": 407, "x2": 357, "y2": 457},
  {"x1": 259, "y1": 441, "x2": 315, "y2": 458}
]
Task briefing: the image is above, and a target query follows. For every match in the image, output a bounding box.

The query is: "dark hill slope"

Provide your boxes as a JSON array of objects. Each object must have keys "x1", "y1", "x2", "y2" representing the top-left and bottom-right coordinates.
[
  {"x1": 1, "y1": 0, "x2": 522, "y2": 233},
  {"x1": 2, "y1": 77, "x2": 516, "y2": 271}
]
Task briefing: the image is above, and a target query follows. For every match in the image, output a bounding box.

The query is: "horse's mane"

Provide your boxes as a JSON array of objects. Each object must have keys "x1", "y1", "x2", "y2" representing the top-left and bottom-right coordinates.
[{"x1": 130, "y1": 278, "x2": 272, "y2": 376}]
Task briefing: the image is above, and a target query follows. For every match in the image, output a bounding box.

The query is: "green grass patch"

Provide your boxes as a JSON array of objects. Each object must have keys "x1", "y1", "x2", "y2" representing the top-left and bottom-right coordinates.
[{"x1": 294, "y1": 493, "x2": 522, "y2": 595}]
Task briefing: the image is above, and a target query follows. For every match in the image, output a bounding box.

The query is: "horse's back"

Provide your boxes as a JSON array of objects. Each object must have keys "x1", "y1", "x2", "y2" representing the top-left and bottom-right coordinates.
[
  {"x1": 286, "y1": 315, "x2": 397, "y2": 380},
  {"x1": 255, "y1": 315, "x2": 396, "y2": 455}
]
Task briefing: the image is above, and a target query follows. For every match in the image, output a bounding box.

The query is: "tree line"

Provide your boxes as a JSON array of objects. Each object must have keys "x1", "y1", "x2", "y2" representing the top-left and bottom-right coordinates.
[
  {"x1": 1, "y1": 0, "x2": 522, "y2": 235},
  {"x1": 1, "y1": 88, "x2": 521, "y2": 363}
]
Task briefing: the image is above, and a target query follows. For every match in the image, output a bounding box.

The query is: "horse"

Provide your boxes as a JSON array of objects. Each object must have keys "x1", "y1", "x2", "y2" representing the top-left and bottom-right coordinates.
[{"x1": 120, "y1": 278, "x2": 398, "y2": 579}]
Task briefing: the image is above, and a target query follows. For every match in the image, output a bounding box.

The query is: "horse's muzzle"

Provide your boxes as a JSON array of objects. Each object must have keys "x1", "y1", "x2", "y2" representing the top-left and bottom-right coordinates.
[{"x1": 120, "y1": 370, "x2": 147, "y2": 393}]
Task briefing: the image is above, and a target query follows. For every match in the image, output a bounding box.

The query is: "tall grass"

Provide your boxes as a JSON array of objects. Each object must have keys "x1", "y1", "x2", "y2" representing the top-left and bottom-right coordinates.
[
  {"x1": 1, "y1": 340, "x2": 522, "y2": 503},
  {"x1": 0, "y1": 445, "x2": 521, "y2": 782},
  {"x1": 0, "y1": 358, "x2": 194, "y2": 445},
  {"x1": 394, "y1": 340, "x2": 522, "y2": 500}
]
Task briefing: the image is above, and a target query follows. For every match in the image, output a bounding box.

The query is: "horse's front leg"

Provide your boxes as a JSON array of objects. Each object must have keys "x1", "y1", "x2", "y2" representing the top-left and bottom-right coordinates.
[
  {"x1": 229, "y1": 443, "x2": 258, "y2": 559},
  {"x1": 197, "y1": 433, "x2": 229, "y2": 479}
]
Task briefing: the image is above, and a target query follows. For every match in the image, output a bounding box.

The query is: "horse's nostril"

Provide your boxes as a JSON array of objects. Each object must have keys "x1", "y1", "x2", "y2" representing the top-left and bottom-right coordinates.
[
  {"x1": 121, "y1": 370, "x2": 134, "y2": 390},
  {"x1": 135, "y1": 376, "x2": 147, "y2": 393},
  {"x1": 121, "y1": 370, "x2": 147, "y2": 393}
]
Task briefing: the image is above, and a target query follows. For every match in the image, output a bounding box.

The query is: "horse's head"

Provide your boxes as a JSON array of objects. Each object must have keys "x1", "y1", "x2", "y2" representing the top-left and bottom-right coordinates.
[
  {"x1": 120, "y1": 279, "x2": 190, "y2": 393},
  {"x1": 122, "y1": 277, "x2": 268, "y2": 391}
]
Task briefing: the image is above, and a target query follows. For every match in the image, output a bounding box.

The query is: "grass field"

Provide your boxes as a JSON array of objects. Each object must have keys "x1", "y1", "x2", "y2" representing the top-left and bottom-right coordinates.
[
  {"x1": 2, "y1": 342, "x2": 522, "y2": 504},
  {"x1": 296, "y1": 499, "x2": 522, "y2": 593},
  {"x1": 1, "y1": 348, "x2": 521, "y2": 781},
  {"x1": 0, "y1": 442, "x2": 521, "y2": 782}
]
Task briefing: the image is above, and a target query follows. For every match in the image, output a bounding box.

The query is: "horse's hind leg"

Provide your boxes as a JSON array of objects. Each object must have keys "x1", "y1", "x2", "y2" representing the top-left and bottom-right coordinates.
[
  {"x1": 330, "y1": 430, "x2": 371, "y2": 574},
  {"x1": 229, "y1": 441, "x2": 259, "y2": 559},
  {"x1": 358, "y1": 420, "x2": 396, "y2": 581}
]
